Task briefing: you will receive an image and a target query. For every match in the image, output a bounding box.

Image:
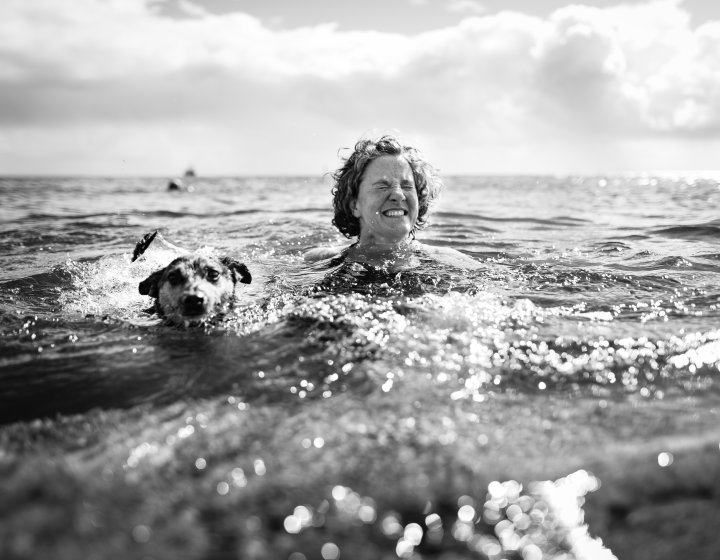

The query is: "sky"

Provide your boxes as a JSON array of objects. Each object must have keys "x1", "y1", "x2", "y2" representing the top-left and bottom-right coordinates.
[{"x1": 2, "y1": 0, "x2": 720, "y2": 176}]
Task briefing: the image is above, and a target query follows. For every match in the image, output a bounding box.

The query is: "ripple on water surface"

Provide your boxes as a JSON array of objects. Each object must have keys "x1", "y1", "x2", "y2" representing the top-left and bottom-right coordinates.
[{"x1": 2, "y1": 189, "x2": 720, "y2": 559}]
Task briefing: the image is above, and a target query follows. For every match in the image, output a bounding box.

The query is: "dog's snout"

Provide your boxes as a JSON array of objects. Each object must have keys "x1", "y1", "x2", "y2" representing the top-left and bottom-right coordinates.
[{"x1": 182, "y1": 294, "x2": 206, "y2": 315}]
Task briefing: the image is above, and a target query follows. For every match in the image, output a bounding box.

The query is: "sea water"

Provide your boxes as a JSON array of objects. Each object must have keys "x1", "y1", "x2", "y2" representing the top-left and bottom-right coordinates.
[{"x1": 1, "y1": 175, "x2": 719, "y2": 559}]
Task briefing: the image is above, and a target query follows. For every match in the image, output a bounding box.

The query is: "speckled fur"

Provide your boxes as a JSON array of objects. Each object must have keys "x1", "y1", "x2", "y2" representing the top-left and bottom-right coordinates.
[{"x1": 139, "y1": 255, "x2": 251, "y2": 326}]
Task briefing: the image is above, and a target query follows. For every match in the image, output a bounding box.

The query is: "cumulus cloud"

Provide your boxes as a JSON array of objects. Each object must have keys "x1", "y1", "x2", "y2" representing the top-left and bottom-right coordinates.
[
  {"x1": 446, "y1": 0, "x2": 487, "y2": 15},
  {"x1": 531, "y1": 1, "x2": 720, "y2": 135},
  {"x1": 1, "y1": 0, "x2": 720, "y2": 173}
]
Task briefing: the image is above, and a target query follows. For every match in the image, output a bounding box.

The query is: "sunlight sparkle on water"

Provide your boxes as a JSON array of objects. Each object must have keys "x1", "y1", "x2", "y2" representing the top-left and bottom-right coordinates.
[
  {"x1": 658, "y1": 451, "x2": 674, "y2": 467},
  {"x1": 320, "y1": 542, "x2": 340, "y2": 560},
  {"x1": 124, "y1": 442, "x2": 159, "y2": 469},
  {"x1": 131, "y1": 524, "x2": 151, "y2": 543},
  {"x1": 253, "y1": 458, "x2": 267, "y2": 476},
  {"x1": 178, "y1": 425, "x2": 195, "y2": 439},
  {"x1": 458, "y1": 504, "x2": 476, "y2": 523},
  {"x1": 403, "y1": 522, "x2": 423, "y2": 545},
  {"x1": 278, "y1": 471, "x2": 611, "y2": 558},
  {"x1": 283, "y1": 503, "x2": 318, "y2": 535},
  {"x1": 231, "y1": 467, "x2": 247, "y2": 487},
  {"x1": 425, "y1": 512, "x2": 442, "y2": 530}
]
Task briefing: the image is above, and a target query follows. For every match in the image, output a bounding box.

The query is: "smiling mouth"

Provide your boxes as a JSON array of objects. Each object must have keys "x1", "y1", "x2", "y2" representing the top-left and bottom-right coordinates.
[{"x1": 382, "y1": 209, "x2": 407, "y2": 217}]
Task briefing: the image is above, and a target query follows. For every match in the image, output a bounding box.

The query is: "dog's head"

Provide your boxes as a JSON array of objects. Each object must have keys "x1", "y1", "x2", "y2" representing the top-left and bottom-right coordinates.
[{"x1": 139, "y1": 255, "x2": 252, "y2": 326}]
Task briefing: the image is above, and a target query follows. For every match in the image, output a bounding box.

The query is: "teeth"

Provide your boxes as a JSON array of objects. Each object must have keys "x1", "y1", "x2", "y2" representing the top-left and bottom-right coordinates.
[{"x1": 384, "y1": 210, "x2": 405, "y2": 217}]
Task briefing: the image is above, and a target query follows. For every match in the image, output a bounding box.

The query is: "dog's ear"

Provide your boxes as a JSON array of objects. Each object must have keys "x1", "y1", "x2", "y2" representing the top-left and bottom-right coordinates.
[
  {"x1": 139, "y1": 269, "x2": 164, "y2": 298},
  {"x1": 221, "y1": 257, "x2": 252, "y2": 284}
]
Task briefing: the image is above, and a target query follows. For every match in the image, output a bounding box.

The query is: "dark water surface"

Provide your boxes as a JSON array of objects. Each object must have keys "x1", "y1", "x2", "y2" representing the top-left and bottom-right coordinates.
[{"x1": 1, "y1": 175, "x2": 719, "y2": 559}]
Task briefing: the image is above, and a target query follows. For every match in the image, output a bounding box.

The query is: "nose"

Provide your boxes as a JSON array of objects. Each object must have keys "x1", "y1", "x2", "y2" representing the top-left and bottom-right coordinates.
[
  {"x1": 183, "y1": 294, "x2": 206, "y2": 314},
  {"x1": 388, "y1": 183, "x2": 406, "y2": 201}
]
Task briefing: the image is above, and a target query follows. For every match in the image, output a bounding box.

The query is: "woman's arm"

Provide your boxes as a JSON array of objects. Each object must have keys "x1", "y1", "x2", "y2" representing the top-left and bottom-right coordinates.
[
  {"x1": 420, "y1": 243, "x2": 483, "y2": 269},
  {"x1": 304, "y1": 245, "x2": 350, "y2": 262}
]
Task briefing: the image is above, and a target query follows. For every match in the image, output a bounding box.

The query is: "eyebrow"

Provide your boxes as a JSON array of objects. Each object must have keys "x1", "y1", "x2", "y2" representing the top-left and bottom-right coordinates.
[{"x1": 372, "y1": 178, "x2": 415, "y2": 186}]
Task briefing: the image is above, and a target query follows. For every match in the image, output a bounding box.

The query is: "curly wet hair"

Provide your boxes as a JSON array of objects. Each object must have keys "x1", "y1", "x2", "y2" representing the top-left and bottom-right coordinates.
[{"x1": 331, "y1": 135, "x2": 443, "y2": 239}]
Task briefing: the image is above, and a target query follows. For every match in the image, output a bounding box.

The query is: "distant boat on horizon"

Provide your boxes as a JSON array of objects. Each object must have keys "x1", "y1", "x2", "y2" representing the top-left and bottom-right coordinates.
[{"x1": 184, "y1": 167, "x2": 196, "y2": 178}]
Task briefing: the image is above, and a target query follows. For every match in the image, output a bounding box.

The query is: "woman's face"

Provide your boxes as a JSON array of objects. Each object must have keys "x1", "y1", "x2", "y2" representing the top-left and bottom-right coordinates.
[{"x1": 351, "y1": 155, "x2": 419, "y2": 247}]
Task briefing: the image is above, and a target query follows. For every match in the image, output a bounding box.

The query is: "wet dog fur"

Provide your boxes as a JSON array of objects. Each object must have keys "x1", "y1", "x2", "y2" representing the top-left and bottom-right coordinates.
[{"x1": 139, "y1": 255, "x2": 251, "y2": 326}]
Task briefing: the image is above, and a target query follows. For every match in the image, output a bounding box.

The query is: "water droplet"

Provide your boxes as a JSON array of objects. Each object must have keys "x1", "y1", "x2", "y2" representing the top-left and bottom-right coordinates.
[
  {"x1": 425, "y1": 513, "x2": 442, "y2": 529},
  {"x1": 658, "y1": 451, "x2": 674, "y2": 467},
  {"x1": 395, "y1": 539, "x2": 414, "y2": 558},
  {"x1": 332, "y1": 486, "x2": 347, "y2": 501},
  {"x1": 132, "y1": 525, "x2": 151, "y2": 543},
  {"x1": 320, "y1": 542, "x2": 340, "y2": 560},
  {"x1": 294, "y1": 505, "x2": 313, "y2": 525},
  {"x1": 458, "y1": 504, "x2": 476, "y2": 523},
  {"x1": 522, "y1": 543, "x2": 543, "y2": 560},
  {"x1": 253, "y1": 459, "x2": 266, "y2": 476},
  {"x1": 404, "y1": 523, "x2": 423, "y2": 545},
  {"x1": 284, "y1": 515, "x2": 301, "y2": 534},
  {"x1": 358, "y1": 504, "x2": 376, "y2": 523}
]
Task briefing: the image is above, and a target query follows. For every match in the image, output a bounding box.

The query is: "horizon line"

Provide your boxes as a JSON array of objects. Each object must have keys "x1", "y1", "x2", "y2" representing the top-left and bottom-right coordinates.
[{"x1": 3, "y1": 170, "x2": 720, "y2": 179}]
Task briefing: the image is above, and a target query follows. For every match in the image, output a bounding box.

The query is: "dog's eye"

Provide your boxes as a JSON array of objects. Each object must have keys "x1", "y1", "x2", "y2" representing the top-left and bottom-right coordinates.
[
  {"x1": 206, "y1": 268, "x2": 220, "y2": 282},
  {"x1": 167, "y1": 271, "x2": 182, "y2": 285}
]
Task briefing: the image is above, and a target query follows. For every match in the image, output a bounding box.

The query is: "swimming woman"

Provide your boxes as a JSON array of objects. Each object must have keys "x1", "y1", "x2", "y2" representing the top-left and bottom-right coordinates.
[{"x1": 305, "y1": 134, "x2": 480, "y2": 270}]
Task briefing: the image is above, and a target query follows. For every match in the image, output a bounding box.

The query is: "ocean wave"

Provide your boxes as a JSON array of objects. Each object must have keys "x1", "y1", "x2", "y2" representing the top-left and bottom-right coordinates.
[{"x1": 653, "y1": 222, "x2": 720, "y2": 240}]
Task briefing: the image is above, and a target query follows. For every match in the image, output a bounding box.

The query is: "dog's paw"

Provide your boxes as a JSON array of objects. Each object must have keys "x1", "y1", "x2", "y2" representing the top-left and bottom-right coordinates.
[{"x1": 221, "y1": 257, "x2": 252, "y2": 284}]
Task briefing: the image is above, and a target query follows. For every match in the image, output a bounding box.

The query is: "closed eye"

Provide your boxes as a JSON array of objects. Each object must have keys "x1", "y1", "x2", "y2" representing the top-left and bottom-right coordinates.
[{"x1": 373, "y1": 181, "x2": 415, "y2": 190}]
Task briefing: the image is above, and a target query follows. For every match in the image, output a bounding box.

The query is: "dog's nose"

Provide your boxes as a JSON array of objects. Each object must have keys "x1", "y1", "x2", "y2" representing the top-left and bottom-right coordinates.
[{"x1": 183, "y1": 294, "x2": 206, "y2": 315}]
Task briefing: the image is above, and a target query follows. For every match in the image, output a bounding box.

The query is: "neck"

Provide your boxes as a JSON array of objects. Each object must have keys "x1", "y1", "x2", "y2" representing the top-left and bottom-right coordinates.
[
  {"x1": 355, "y1": 236, "x2": 412, "y2": 254},
  {"x1": 347, "y1": 237, "x2": 420, "y2": 271}
]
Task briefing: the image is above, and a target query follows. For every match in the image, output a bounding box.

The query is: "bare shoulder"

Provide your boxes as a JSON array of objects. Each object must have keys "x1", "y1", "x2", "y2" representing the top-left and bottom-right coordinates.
[
  {"x1": 304, "y1": 245, "x2": 349, "y2": 262},
  {"x1": 418, "y1": 243, "x2": 481, "y2": 269}
]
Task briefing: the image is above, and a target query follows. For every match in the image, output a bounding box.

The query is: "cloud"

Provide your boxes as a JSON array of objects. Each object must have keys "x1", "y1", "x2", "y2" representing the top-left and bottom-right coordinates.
[
  {"x1": 529, "y1": 0, "x2": 720, "y2": 135},
  {"x1": 2, "y1": 0, "x2": 720, "y2": 173},
  {"x1": 446, "y1": 0, "x2": 487, "y2": 15}
]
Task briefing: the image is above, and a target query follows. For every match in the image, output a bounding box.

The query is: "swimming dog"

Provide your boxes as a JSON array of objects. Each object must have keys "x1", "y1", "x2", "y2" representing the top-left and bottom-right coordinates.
[
  {"x1": 139, "y1": 255, "x2": 251, "y2": 326},
  {"x1": 134, "y1": 232, "x2": 252, "y2": 326}
]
